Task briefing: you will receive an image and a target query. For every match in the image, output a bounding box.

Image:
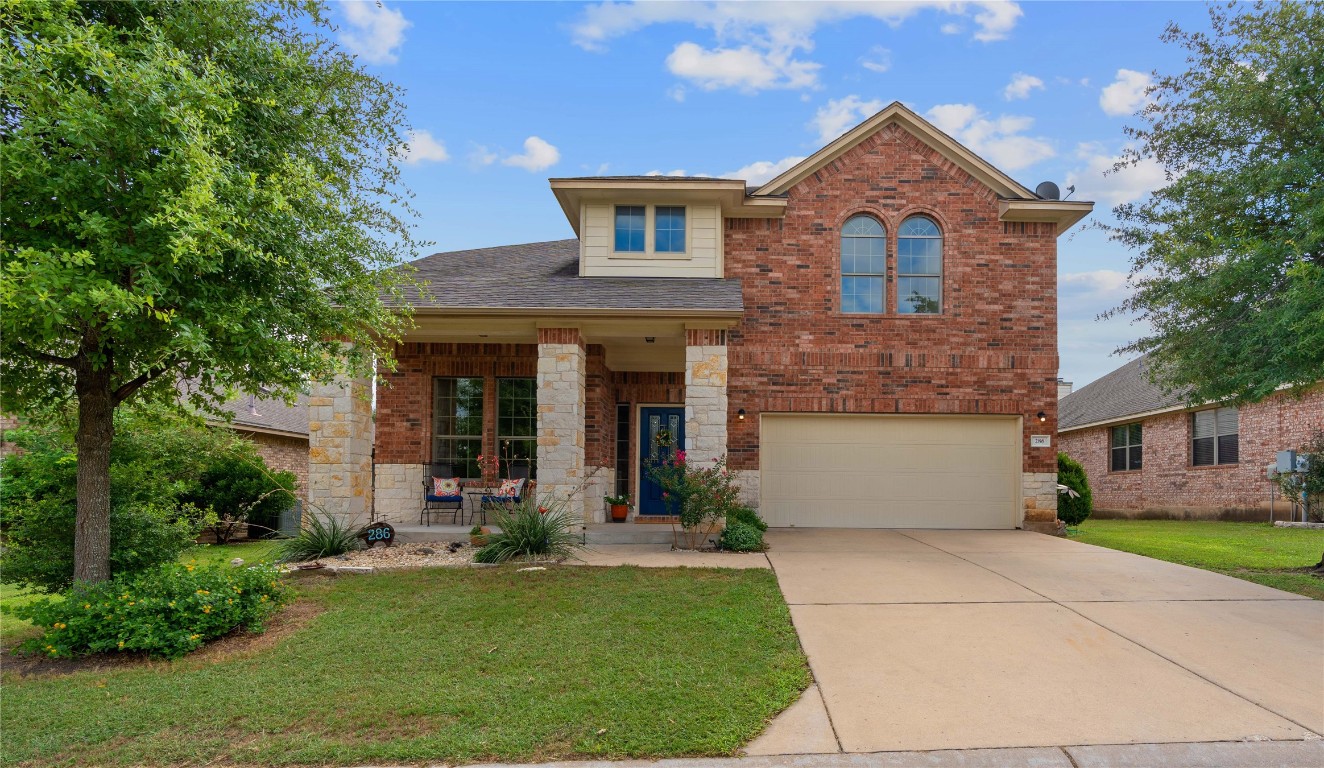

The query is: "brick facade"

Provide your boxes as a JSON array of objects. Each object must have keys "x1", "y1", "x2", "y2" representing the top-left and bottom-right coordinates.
[
  {"x1": 1059, "y1": 387, "x2": 1324, "y2": 520},
  {"x1": 239, "y1": 430, "x2": 308, "y2": 504},
  {"x1": 724, "y1": 123, "x2": 1059, "y2": 521}
]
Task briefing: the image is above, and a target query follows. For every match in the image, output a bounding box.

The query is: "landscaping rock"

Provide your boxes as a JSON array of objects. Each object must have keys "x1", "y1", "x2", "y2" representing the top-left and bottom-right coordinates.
[
  {"x1": 413, "y1": 547, "x2": 436, "y2": 555},
  {"x1": 304, "y1": 541, "x2": 474, "y2": 571},
  {"x1": 230, "y1": 558, "x2": 245, "y2": 566}
]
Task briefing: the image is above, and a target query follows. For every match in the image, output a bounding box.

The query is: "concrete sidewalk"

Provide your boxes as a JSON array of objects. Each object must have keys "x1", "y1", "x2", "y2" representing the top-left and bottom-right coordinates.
[
  {"x1": 454, "y1": 739, "x2": 1324, "y2": 767},
  {"x1": 756, "y1": 529, "x2": 1322, "y2": 754}
]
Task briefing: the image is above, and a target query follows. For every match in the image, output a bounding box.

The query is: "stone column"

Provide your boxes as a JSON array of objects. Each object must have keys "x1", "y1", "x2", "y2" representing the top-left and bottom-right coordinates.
[
  {"x1": 307, "y1": 369, "x2": 374, "y2": 526},
  {"x1": 536, "y1": 328, "x2": 586, "y2": 526},
  {"x1": 684, "y1": 329, "x2": 729, "y2": 464},
  {"x1": 1021, "y1": 472, "x2": 1062, "y2": 534}
]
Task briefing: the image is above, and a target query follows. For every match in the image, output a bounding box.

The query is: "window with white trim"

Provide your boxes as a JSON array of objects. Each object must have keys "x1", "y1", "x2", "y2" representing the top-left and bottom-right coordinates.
[
  {"x1": 614, "y1": 205, "x2": 645, "y2": 252},
  {"x1": 897, "y1": 215, "x2": 942, "y2": 314},
  {"x1": 841, "y1": 215, "x2": 885, "y2": 314}
]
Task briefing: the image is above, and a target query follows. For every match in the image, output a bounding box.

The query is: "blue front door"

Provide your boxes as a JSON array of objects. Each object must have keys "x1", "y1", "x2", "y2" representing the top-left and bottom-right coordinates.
[{"x1": 639, "y1": 406, "x2": 685, "y2": 516}]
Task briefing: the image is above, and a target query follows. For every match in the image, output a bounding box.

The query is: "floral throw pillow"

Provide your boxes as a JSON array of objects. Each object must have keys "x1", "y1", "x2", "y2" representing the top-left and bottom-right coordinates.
[
  {"x1": 496, "y1": 478, "x2": 524, "y2": 497},
  {"x1": 433, "y1": 477, "x2": 461, "y2": 497}
]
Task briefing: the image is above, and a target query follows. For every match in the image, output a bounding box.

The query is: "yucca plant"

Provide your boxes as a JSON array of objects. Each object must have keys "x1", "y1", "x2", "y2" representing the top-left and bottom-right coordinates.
[
  {"x1": 474, "y1": 496, "x2": 583, "y2": 564},
  {"x1": 275, "y1": 511, "x2": 361, "y2": 562}
]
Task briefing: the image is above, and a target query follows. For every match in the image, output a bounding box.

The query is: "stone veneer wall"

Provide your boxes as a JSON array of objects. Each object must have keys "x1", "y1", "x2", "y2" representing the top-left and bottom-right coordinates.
[
  {"x1": 684, "y1": 330, "x2": 729, "y2": 465},
  {"x1": 307, "y1": 373, "x2": 374, "y2": 524},
  {"x1": 373, "y1": 462, "x2": 422, "y2": 525},
  {"x1": 536, "y1": 328, "x2": 587, "y2": 525},
  {"x1": 1021, "y1": 472, "x2": 1059, "y2": 531}
]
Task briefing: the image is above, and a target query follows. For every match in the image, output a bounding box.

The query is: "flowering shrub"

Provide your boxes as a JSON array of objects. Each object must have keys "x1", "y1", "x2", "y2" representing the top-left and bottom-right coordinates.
[
  {"x1": 648, "y1": 453, "x2": 744, "y2": 547},
  {"x1": 14, "y1": 561, "x2": 293, "y2": 659}
]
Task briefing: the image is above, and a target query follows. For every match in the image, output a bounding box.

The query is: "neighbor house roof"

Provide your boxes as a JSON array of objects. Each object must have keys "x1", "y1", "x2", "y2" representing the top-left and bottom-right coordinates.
[
  {"x1": 1059, "y1": 356, "x2": 1188, "y2": 432},
  {"x1": 390, "y1": 239, "x2": 744, "y2": 315},
  {"x1": 212, "y1": 392, "x2": 309, "y2": 438}
]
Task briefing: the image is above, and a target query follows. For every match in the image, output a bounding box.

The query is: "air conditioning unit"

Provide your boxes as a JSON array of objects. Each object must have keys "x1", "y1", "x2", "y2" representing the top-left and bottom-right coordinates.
[{"x1": 1276, "y1": 450, "x2": 1298, "y2": 474}]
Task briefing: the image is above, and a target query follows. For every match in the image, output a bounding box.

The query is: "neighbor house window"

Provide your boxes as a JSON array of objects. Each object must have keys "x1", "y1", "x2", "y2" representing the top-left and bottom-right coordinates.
[
  {"x1": 655, "y1": 206, "x2": 686, "y2": 253},
  {"x1": 1110, "y1": 423, "x2": 1143, "y2": 471},
  {"x1": 614, "y1": 205, "x2": 645, "y2": 252},
  {"x1": 897, "y1": 215, "x2": 942, "y2": 314},
  {"x1": 432, "y1": 377, "x2": 484, "y2": 478},
  {"x1": 841, "y1": 214, "x2": 885, "y2": 313},
  {"x1": 497, "y1": 378, "x2": 537, "y2": 478},
  {"x1": 1192, "y1": 407, "x2": 1238, "y2": 466}
]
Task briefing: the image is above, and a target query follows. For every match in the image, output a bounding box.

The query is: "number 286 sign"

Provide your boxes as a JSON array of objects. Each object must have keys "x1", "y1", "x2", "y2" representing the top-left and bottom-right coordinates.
[{"x1": 360, "y1": 521, "x2": 395, "y2": 547}]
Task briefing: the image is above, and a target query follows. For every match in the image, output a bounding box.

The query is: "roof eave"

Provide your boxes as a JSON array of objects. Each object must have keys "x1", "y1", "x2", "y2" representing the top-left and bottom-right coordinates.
[
  {"x1": 998, "y1": 199, "x2": 1095, "y2": 235},
  {"x1": 404, "y1": 305, "x2": 745, "y2": 319}
]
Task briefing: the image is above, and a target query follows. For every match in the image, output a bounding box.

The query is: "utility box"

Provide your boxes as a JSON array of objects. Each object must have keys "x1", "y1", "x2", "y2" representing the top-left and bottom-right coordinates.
[{"x1": 1277, "y1": 450, "x2": 1298, "y2": 474}]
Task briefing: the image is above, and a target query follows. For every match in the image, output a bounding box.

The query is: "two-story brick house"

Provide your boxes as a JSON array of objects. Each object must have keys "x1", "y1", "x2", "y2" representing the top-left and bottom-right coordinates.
[{"x1": 307, "y1": 102, "x2": 1093, "y2": 532}]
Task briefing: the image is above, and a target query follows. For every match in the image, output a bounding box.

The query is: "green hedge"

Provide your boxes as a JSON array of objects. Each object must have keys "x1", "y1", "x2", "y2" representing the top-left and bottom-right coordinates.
[{"x1": 1057, "y1": 452, "x2": 1093, "y2": 526}]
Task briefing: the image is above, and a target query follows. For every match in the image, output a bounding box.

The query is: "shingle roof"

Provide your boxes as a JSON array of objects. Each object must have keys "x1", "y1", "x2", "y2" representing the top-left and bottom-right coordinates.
[
  {"x1": 1059, "y1": 355, "x2": 1187, "y2": 430},
  {"x1": 212, "y1": 391, "x2": 309, "y2": 437},
  {"x1": 390, "y1": 239, "x2": 744, "y2": 313}
]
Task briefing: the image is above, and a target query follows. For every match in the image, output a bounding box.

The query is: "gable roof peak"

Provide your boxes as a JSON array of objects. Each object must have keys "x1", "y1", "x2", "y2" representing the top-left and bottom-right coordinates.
[{"x1": 753, "y1": 101, "x2": 1037, "y2": 200}]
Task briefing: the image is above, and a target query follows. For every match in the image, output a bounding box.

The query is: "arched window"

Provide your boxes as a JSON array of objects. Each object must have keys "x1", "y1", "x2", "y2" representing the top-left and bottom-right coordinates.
[
  {"x1": 840, "y1": 215, "x2": 885, "y2": 314},
  {"x1": 898, "y1": 216, "x2": 942, "y2": 314}
]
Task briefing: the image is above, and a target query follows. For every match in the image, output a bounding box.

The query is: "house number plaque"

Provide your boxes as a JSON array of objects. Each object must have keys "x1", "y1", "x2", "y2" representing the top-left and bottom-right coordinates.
[
  {"x1": 359, "y1": 521, "x2": 396, "y2": 547},
  {"x1": 1030, "y1": 435, "x2": 1052, "y2": 448}
]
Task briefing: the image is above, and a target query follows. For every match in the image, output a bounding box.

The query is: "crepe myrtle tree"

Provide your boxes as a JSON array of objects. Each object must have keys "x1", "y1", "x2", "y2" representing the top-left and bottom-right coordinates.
[
  {"x1": 1106, "y1": 2, "x2": 1324, "y2": 405},
  {"x1": 1, "y1": 1, "x2": 423, "y2": 583}
]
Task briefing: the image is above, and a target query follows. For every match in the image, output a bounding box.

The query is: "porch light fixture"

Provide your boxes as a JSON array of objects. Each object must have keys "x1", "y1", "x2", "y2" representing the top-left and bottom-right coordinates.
[
  {"x1": 645, "y1": 337, "x2": 655, "y2": 343},
  {"x1": 1037, "y1": 411, "x2": 1047, "y2": 423},
  {"x1": 737, "y1": 409, "x2": 746, "y2": 420}
]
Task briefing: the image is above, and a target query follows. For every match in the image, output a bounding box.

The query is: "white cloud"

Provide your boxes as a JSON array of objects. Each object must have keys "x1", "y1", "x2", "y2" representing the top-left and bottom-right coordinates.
[
  {"x1": 570, "y1": 2, "x2": 1024, "y2": 92},
  {"x1": 339, "y1": 0, "x2": 411, "y2": 65},
  {"x1": 1065, "y1": 143, "x2": 1166, "y2": 206},
  {"x1": 1099, "y1": 69, "x2": 1152, "y2": 117},
  {"x1": 924, "y1": 103, "x2": 1055, "y2": 170},
  {"x1": 1060, "y1": 270, "x2": 1132, "y2": 300},
  {"x1": 722, "y1": 155, "x2": 806, "y2": 185},
  {"x1": 667, "y1": 84, "x2": 687, "y2": 102},
  {"x1": 501, "y1": 136, "x2": 561, "y2": 172},
  {"x1": 666, "y1": 42, "x2": 819, "y2": 91},
  {"x1": 940, "y1": 22, "x2": 962, "y2": 34},
  {"x1": 398, "y1": 130, "x2": 449, "y2": 164},
  {"x1": 468, "y1": 144, "x2": 498, "y2": 168},
  {"x1": 860, "y1": 46, "x2": 891, "y2": 73},
  {"x1": 645, "y1": 169, "x2": 690, "y2": 177},
  {"x1": 811, "y1": 95, "x2": 884, "y2": 144},
  {"x1": 1003, "y1": 72, "x2": 1044, "y2": 100}
]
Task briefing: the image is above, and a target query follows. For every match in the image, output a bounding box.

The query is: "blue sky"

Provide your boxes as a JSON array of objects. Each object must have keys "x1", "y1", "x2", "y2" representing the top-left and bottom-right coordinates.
[{"x1": 331, "y1": 0, "x2": 1212, "y2": 388}]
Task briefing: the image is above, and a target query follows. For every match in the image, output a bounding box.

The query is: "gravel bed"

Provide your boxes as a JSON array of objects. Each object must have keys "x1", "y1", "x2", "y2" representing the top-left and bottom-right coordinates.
[{"x1": 315, "y1": 541, "x2": 477, "y2": 570}]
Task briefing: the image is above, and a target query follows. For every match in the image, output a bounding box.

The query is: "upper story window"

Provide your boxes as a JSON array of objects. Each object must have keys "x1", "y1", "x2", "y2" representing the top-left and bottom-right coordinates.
[
  {"x1": 897, "y1": 216, "x2": 942, "y2": 314},
  {"x1": 1110, "y1": 423, "x2": 1143, "y2": 471},
  {"x1": 614, "y1": 205, "x2": 646, "y2": 252},
  {"x1": 1192, "y1": 406, "x2": 1238, "y2": 466},
  {"x1": 655, "y1": 206, "x2": 686, "y2": 253},
  {"x1": 841, "y1": 215, "x2": 885, "y2": 314}
]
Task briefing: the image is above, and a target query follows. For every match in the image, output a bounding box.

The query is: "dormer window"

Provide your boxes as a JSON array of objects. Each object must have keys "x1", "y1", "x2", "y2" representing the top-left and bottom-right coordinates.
[
  {"x1": 614, "y1": 205, "x2": 646, "y2": 252},
  {"x1": 655, "y1": 206, "x2": 686, "y2": 253}
]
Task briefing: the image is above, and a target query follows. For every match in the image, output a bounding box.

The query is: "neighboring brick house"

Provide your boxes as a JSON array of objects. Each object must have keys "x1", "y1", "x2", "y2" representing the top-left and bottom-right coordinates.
[
  {"x1": 206, "y1": 392, "x2": 310, "y2": 505},
  {"x1": 310, "y1": 102, "x2": 1094, "y2": 532},
  {"x1": 1058, "y1": 356, "x2": 1324, "y2": 520}
]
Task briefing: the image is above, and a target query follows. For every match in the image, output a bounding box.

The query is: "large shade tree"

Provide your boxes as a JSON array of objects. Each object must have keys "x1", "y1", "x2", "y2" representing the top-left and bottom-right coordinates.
[
  {"x1": 1, "y1": 0, "x2": 420, "y2": 583},
  {"x1": 1108, "y1": 1, "x2": 1324, "y2": 404}
]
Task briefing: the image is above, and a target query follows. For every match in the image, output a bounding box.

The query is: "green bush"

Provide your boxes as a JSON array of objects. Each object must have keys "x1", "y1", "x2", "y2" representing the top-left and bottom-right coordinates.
[
  {"x1": 14, "y1": 561, "x2": 292, "y2": 659},
  {"x1": 1057, "y1": 452, "x2": 1093, "y2": 526},
  {"x1": 726, "y1": 505, "x2": 767, "y2": 533},
  {"x1": 474, "y1": 496, "x2": 583, "y2": 563},
  {"x1": 720, "y1": 521, "x2": 765, "y2": 552},
  {"x1": 182, "y1": 454, "x2": 297, "y2": 542},
  {"x1": 0, "y1": 404, "x2": 263, "y2": 591},
  {"x1": 274, "y1": 512, "x2": 361, "y2": 562}
]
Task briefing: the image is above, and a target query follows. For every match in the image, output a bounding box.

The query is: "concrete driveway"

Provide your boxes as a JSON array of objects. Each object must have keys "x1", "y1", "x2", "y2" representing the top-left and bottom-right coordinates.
[{"x1": 752, "y1": 528, "x2": 1323, "y2": 755}]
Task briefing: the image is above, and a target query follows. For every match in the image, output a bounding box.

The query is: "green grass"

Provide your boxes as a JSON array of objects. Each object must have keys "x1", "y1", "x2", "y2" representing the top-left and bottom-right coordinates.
[
  {"x1": 1, "y1": 566, "x2": 810, "y2": 767},
  {"x1": 1071, "y1": 520, "x2": 1324, "y2": 599}
]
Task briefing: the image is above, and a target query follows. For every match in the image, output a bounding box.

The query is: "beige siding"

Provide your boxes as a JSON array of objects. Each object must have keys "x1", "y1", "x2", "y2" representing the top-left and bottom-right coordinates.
[
  {"x1": 580, "y1": 202, "x2": 722, "y2": 277},
  {"x1": 760, "y1": 414, "x2": 1021, "y2": 529}
]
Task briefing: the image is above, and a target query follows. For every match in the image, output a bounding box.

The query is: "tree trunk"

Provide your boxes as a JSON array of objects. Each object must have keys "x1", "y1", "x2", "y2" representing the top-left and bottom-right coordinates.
[{"x1": 73, "y1": 366, "x2": 115, "y2": 583}]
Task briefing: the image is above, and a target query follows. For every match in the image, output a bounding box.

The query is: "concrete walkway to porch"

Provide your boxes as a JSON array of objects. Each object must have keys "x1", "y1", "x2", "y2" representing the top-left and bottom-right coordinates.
[{"x1": 751, "y1": 528, "x2": 1322, "y2": 756}]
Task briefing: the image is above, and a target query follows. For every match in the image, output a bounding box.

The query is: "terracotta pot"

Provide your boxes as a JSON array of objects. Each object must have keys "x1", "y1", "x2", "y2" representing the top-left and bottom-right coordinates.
[{"x1": 610, "y1": 504, "x2": 629, "y2": 522}]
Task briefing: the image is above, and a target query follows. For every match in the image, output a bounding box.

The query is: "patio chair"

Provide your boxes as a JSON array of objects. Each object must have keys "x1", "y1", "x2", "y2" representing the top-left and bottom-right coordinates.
[
  {"x1": 480, "y1": 473, "x2": 528, "y2": 514},
  {"x1": 421, "y1": 463, "x2": 465, "y2": 526}
]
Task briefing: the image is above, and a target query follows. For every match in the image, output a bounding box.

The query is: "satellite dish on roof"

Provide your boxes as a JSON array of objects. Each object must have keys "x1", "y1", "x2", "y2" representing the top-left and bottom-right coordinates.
[{"x1": 1035, "y1": 181, "x2": 1061, "y2": 200}]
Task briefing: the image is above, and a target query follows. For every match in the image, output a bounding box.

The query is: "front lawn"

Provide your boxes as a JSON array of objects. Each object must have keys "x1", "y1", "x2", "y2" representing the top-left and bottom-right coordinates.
[
  {"x1": 1071, "y1": 520, "x2": 1324, "y2": 599},
  {"x1": 2, "y1": 566, "x2": 809, "y2": 767}
]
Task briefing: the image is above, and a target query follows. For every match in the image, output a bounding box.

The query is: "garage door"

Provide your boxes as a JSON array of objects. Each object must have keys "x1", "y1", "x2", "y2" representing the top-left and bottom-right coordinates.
[{"x1": 760, "y1": 414, "x2": 1021, "y2": 529}]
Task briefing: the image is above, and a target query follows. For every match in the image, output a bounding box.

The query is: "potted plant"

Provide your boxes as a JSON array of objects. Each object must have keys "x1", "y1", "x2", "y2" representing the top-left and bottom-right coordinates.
[
  {"x1": 469, "y1": 524, "x2": 490, "y2": 547},
  {"x1": 605, "y1": 494, "x2": 631, "y2": 522}
]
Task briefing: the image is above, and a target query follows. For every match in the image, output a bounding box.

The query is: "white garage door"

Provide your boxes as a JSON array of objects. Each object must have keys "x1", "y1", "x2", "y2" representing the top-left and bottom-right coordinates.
[{"x1": 760, "y1": 414, "x2": 1021, "y2": 529}]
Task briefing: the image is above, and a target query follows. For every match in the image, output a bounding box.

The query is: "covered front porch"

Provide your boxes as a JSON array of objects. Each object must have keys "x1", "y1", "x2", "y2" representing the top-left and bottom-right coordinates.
[{"x1": 364, "y1": 315, "x2": 734, "y2": 529}]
